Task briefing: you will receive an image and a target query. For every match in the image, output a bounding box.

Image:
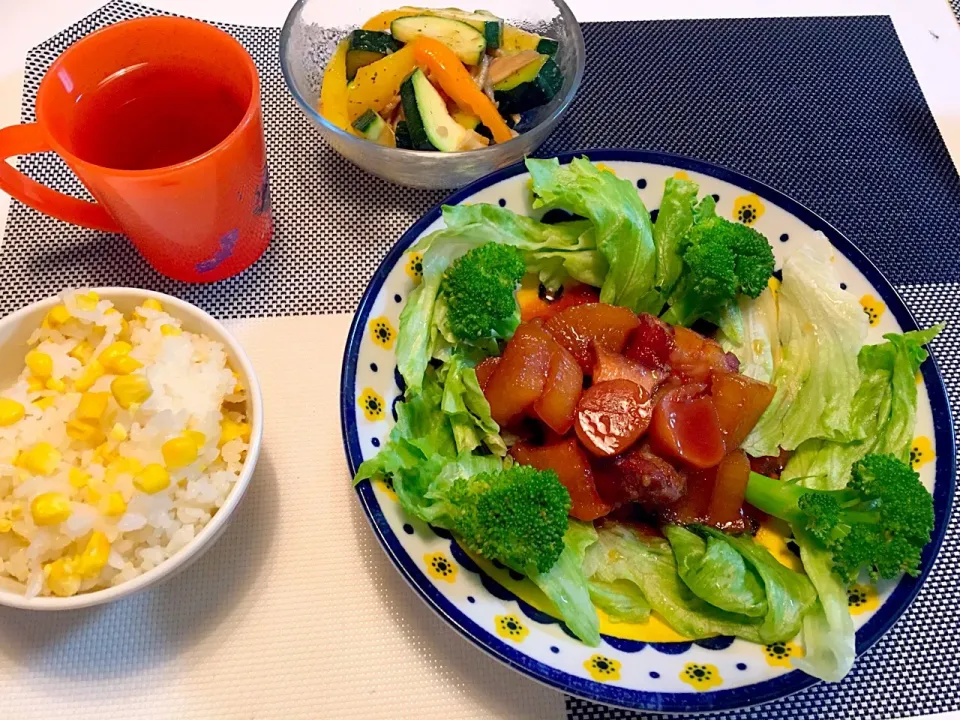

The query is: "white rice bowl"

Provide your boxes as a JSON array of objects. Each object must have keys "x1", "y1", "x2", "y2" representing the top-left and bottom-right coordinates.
[{"x1": 0, "y1": 289, "x2": 262, "y2": 609}]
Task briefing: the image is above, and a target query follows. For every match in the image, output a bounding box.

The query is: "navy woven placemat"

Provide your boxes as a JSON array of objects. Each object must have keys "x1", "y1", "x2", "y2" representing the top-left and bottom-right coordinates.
[{"x1": 2, "y1": 4, "x2": 959, "y2": 718}]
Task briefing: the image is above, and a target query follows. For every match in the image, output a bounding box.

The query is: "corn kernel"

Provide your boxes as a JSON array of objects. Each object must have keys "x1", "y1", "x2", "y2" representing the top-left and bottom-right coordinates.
[
  {"x1": 161, "y1": 435, "x2": 198, "y2": 469},
  {"x1": 76, "y1": 531, "x2": 110, "y2": 578},
  {"x1": 33, "y1": 396, "x2": 56, "y2": 410},
  {"x1": 25, "y1": 351, "x2": 53, "y2": 379},
  {"x1": 231, "y1": 370, "x2": 243, "y2": 393},
  {"x1": 219, "y1": 418, "x2": 251, "y2": 447},
  {"x1": 134, "y1": 463, "x2": 170, "y2": 494},
  {"x1": 108, "y1": 423, "x2": 127, "y2": 442},
  {"x1": 0, "y1": 398, "x2": 25, "y2": 426},
  {"x1": 0, "y1": 519, "x2": 11, "y2": 533},
  {"x1": 107, "y1": 456, "x2": 142, "y2": 476},
  {"x1": 45, "y1": 304, "x2": 71, "y2": 328},
  {"x1": 99, "y1": 342, "x2": 142, "y2": 375},
  {"x1": 66, "y1": 418, "x2": 105, "y2": 445},
  {"x1": 184, "y1": 430, "x2": 206, "y2": 448},
  {"x1": 75, "y1": 291, "x2": 100, "y2": 311},
  {"x1": 74, "y1": 360, "x2": 106, "y2": 392},
  {"x1": 45, "y1": 377, "x2": 66, "y2": 393},
  {"x1": 104, "y1": 307, "x2": 130, "y2": 338},
  {"x1": 142, "y1": 298, "x2": 163, "y2": 312},
  {"x1": 30, "y1": 492, "x2": 71, "y2": 525},
  {"x1": 85, "y1": 487, "x2": 102, "y2": 504},
  {"x1": 77, "y1": 392, "x2": 109, "y2": 421},
  {"x1": 68, "y1": 340, "x2": 94, "y2": 365},
  {"x1": 26, "y1": 376, "x2": 45, "y2": 393},
  {"x1": 101, "y1": 491, "x2": 127, "y2": 516},
  {"x1": 159, "y1": 324, "x2": 182, "y2": 337},
  {"x1": 44, "y1": 557, "x2": 81, "y2": 597},
  {"x1": 68, "y1": 467, "x2": 91, "y2": 488},
  {"x1": 110, "y1": 375, "x2": 152, "y2": 409},
  {"x1": 93, "y1": 442, "x2": 116, "y2": 466},
  {"x1": 22, "y1": 442, "x2": 62, "y2": 476}
]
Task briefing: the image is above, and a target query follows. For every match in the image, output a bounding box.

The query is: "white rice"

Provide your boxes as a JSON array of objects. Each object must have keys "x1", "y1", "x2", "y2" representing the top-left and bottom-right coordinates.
[{"x1": 0, "y1": 290, "x2": 250, "y2": 597}]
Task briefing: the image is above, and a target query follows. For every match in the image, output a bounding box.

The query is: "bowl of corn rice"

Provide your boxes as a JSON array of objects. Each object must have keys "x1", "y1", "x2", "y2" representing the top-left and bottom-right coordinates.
[{"x1": 0, "y1": 288, "x2": 263, "y2": 609}]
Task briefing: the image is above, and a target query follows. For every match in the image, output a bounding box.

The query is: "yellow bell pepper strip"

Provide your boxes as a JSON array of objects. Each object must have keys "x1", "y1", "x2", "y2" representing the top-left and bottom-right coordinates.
[
  {"x1": 319, "y1": 40, "x2": 351, "y2": 130},
  {"x1": 346, "y1": 43, "x2": 418, "y2": 122},
  {"x1": 411, "y1": 38, "x2": 513, "y2": 145},
  {"x1": 361, "y1": 7, "x2": 425, "y2": 32}
]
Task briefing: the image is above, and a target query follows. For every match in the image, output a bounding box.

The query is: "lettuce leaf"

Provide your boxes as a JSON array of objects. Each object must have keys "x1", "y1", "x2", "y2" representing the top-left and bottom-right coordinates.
[
  {"x1": 664, "y1": 525, "x2": 767, "y2": 617},
  {"x1": 792, "y1": 527, "x2": 856, "y2": 682},
  {"x1": 436, "y1": 354, "x2": 506, "y2": 456},
  {"x1": 583, "y1": 523, "x2": 771, "y2": 642},
  {"x1": 718, "y1": 287, "x2": 779, "y2": 383},
  {"x1": 527, "y1": 157, "x2": 661, "y2": 314},
  {"x1": 744, "y1": 244, "x2": 868, "y2": 456},
  {"x1": 588, "y1": 578, "x2": 652, "y2": 624},
  {"x1": 782, "y1": 326, "x2": 942, "y2": 489},
  {"x1": 530, "y1": 520, "x2": 601, "y2": 646},
  {"x1": 653, "y1": 177, "x2": 698, "y2": 297}
]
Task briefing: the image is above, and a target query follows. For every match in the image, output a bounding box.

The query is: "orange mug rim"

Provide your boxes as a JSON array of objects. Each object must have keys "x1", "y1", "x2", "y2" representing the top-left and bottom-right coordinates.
[{"x1": 36, "y1": 16, "x2": 261, "y2": 178}]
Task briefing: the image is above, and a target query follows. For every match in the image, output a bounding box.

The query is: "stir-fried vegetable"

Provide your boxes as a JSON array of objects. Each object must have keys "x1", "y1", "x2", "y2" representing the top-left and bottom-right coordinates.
[{"x1": 321, "y1": 7, "x2": 565, "y2": 152}]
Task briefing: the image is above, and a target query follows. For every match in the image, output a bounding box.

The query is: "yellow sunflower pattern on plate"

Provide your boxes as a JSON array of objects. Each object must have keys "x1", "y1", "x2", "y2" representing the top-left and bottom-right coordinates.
[
  {"x1": 494, "y1": 614, "x2": 529, "y2": 643},
  {"x1": 910, "y1": 436, "x2": 934, "y2": 470},
  {"x1": 359, "y1": 388, "x2": 385, "y2": 422},
  {"x1": 424, "y1": 552, "x2": 457, "y2": 583},
  {"x1": 732, "y1": 194, "x2": 765, "y2": 225},
  {"x1": 763, "y1": 641, "x2": 803, "y2": 668},
  {"x1": 672, "y1": 170, "x2": 691, "y2": 181},
  {"x1": 680, "y1": 663, "x2": 722, "y2": 691},
  {"x1": 859, "y1": 294, "x2": 885, "y2": 327},
  {"x1": 584, "y1": 654, "x2": 621, "y2": 682},
  {"x1": 848, "y1": 584, "x2": 880, "y2": 615},
  {"x1": 405, "y1": 252, "x2": 424, "y2": 283},
  {"x1": 369, "y1": 316, "x2": 396, "y2": 350}
]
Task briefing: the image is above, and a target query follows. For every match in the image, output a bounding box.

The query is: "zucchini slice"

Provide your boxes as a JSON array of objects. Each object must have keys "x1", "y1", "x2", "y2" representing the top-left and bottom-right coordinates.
[
  {"x1": 427, "y1": 8, "x2": 503, "y2": 49},
  {"x1": 391, "y1": 16, "x2": 487, "y2": 65},
  {"x1": 351, "y1": 109, "x2": 395, "y2": 147},
  {"x1": 400, "y1": 69, "x2": 468, "y2": 152},
  {"x1": 501, "y1": 25, "x2": 559, "y2": 57},
  {"x1": 346, "y1": 30, "x2": 401, "y2": 81},
  {"x1": 493, "y1": 54, "x2": 564, "y2": 114},
  {"x1": 395, "y1": 120, "x2": 414, "y2": 149}
]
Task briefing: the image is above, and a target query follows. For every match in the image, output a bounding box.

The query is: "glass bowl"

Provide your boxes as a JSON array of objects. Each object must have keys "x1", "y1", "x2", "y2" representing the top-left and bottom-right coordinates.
[{"x1": 280, "y1": 0, "x2": 585, "y2": 189}]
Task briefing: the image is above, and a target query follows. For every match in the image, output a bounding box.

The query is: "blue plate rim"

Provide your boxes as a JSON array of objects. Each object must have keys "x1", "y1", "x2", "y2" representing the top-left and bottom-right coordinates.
[{"x1": 339, "y1": 148, "x2": 956, "y2": 713}]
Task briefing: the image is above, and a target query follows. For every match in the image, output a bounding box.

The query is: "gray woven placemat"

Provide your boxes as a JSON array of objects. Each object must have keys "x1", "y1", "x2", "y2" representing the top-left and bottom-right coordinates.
[{"x1": 1, "y1": 4, "x2": 959, "y2": 719}]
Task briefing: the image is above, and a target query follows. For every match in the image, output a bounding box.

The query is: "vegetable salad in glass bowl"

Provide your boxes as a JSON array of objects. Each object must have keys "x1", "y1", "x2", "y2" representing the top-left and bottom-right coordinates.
[
  {"x1": 344, "y1": 153, "x2": 950, "y2": 709},
  {"x1": 280, "y1": 0, "x2": 584, "y2": 188}
]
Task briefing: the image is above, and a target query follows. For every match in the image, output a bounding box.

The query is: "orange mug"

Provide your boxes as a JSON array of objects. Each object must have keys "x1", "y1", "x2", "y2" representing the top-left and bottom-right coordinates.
[{"x1": 0, "y1": 17, "x2": 272, "y2": 283}]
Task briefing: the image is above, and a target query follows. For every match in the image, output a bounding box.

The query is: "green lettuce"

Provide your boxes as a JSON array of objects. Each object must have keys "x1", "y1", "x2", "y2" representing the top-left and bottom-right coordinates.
[
  {"x1": 652, "y1": 177, "x2": 698, "y2": 297},
  {"x1": 719, "y1": 287, "x2": 779, "y2": 383},
  {"x1": 527, "y1": 157, "x2": 661, "y2": 314},
  {"x1": 782, "y1": 326, "x2": 942, "y2": 489},
  {"x1": 665, "y1": 525, "x2": 767, "y2": 617},
  {"x1": 583, "y1": 523, "x2": 807, "y2": 643},
  {"x1": 587, "y1": 579, "x2": 652, "y2": 624},
  {"x1": 792, "y1": 527, "x2": 856, "y2": 682},
  {"x1": 437, "y1": 354, "x2": 506, "y2": 457},
  {"x1": 744, "y1": 245, "x2": 868, "y2": 456},
  {"x1": 530, "y1": 520, "x2": 601, "y2": 646}
]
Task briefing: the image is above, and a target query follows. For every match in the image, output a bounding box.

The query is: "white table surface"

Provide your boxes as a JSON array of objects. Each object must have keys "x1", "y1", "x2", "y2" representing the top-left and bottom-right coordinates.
[{"x1": 1, "y1": 3, "x2": 959, "y2": 720}]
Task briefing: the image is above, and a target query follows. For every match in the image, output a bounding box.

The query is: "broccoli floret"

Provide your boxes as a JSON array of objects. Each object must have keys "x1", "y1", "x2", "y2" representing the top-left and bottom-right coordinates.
[
  {"x1": 660, "y1": 216, "x2": 775, "y2": 327},
  {"x1": 446, "y1": 465, "x2": 571, "y2": 574},
  {"x1": 441, "y1": 243, "x2": 526, "y2": 342},
  {"x1": 745, "y1": 454, "x2": 935, "y2": 583}
]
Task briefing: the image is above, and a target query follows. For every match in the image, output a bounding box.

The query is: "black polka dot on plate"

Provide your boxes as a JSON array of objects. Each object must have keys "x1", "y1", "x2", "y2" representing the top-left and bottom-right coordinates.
[
  {"x1": 737, "y1": 662, "x2": 747, "y2": 671},
  {"x1": 712, "y1": 193, "x2": 720, "y2": 202},
  {"x1": 550, "y1": 646, "x2": 560, "y2": 654},
  {"x1": 780, "y1": 233, "x2": 789, "y2": 242},
  {"x1": 649, "y1": 671, "x2": 660, "y2": 679},
  {"x1": 498, "y1": 198, "x2": 506, "y2": 207},
  {"x1": 840, "y1": 282, "x2": 848, "y2": 290},
  {"x1": 371, "y1": 437, "x2": 380, "y2": 448},
  {"x1": 467, "y1": 596, "x2": 475, "y2": 603},
  {"x1": 370, "y1": 362, "x2": 378, "y2": 372},
  {"x1": 403, "y1": 523, "x2": 414, "y2": 535},
  {"x1": 636, "y1": 178, "x2": 647, "y2": 189},
  {"x1": 394, "y1": 294, "x2": 402, "y2": 303},
  {"x1": 650, "y1": 208, "x2": 659, "y2": 223}
]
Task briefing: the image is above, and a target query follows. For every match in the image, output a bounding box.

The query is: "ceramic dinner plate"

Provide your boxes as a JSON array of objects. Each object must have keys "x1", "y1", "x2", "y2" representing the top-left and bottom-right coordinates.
[{"x1": 340, "y1": 150, "x2": 955, "y2": 713}]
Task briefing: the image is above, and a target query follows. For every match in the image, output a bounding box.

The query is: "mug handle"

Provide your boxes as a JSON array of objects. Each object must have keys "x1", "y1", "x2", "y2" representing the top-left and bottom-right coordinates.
[{"x1": 0, "y1": 123, "x2": 121, "y2": 232}]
